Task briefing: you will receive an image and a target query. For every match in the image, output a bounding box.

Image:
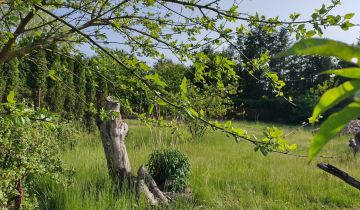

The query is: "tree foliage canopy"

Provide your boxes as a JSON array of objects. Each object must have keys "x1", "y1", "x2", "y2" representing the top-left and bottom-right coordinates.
[
  {"x1": 1, "y1": 0, "x2": 358, "y2": 208},
  {"x1": 0, "y1": 0, "x2": 356, "y2": 156}
]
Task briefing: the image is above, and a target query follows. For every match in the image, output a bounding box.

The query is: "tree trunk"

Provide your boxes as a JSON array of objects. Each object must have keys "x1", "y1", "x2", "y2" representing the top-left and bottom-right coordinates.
[
  {"x1": 36, "y1": 88, "x2": 42, "y2": 109},
  {"x1": 14, "y1": 179, "x2": 24, "y2": 210},
  {"x1": 97, "y1": 96, "x2": 131, "y2": 188},
  {"x1": 97, "y1": 96, "x2": 170, "y2": 205}
]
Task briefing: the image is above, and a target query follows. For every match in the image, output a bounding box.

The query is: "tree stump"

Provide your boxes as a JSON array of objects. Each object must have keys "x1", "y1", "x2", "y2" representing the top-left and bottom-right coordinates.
[
  {"x1": 97, "y1": 96, "x2": 131, "y2": 188},
  {"x1": 97, "y1": 96, "x2": 177, "y2": 205}
]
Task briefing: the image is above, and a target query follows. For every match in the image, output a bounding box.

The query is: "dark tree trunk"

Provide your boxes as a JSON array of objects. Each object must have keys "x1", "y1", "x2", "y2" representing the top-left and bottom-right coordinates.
[
  {"x1": 14, "y1": 179, "x2": 23, "y2": 210},
  {"x1": 35, "y1": 88, "x2": 42, "y2": 109}
]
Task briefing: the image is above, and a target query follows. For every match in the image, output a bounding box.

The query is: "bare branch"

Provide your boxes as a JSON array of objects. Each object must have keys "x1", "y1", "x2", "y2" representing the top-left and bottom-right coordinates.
[{"x1": 317, "y1": 163, "x2": 360, "y2": 190}]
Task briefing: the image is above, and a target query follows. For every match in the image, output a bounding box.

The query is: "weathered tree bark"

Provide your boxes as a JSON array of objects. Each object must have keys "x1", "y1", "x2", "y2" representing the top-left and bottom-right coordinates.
[
  {"x1": 317, "y1": 163, "x2": 360, "y2": 190},
  {"x1": 97, "y1": 96, "x2": 131, "y2": 188},
  {"x1": 136, "y1": 166, "x2": 158, "y2": 205},
  {"x1": 97, "y1": 96, "x2": 172, "y2": 205},
  {"x1": 136, "y1": 165, "x2": 169, "y2": 204}
]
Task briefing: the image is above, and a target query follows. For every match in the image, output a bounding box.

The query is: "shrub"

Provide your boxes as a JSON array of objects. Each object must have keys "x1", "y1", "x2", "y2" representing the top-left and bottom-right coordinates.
[
  {"x1": 0, "y1": 117, "x2": 74, "y2": 209},
  {"x1": 55, "y1": 122, "x2": 80, "y2": 149},
  {"x1": 147, "y1": 149, "x2": 190, "y2": 192}
]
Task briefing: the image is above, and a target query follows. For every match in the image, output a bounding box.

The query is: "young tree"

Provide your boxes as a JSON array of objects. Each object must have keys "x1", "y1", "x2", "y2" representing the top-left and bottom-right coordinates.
[{"x1": 230, "y1": 25, "x2": 291, "y2": 99}]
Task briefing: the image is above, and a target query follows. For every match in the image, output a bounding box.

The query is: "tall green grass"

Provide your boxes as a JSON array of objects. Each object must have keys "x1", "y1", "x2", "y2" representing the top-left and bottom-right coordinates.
[{"x1": 36, "y1": 120, "x2": 360, "y2": 209}]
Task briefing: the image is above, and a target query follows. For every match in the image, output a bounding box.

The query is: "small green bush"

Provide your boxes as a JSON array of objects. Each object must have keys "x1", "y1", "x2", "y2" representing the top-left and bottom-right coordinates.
[
  {"x1": 147, "y1": 149, "x2": 190, "y2": 192},
  {"x1": 55, "y1": 122, "x2": 80, "y2": 149}
]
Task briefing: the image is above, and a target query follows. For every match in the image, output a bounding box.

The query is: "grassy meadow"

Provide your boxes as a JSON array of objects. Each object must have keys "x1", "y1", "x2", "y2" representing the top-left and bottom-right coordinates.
[{"x1": 36, "y1": 120, "x2": 360, "y2": 209}]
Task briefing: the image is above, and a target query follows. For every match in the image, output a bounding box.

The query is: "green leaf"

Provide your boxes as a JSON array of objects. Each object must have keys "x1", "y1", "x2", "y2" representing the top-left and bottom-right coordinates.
[
  {"x1": 340, "y1": 21, "x2": 354, "y2": 31},
  {"x1": 180, "y1": 77, "x2": 187, "y2": 95},
  {"x1": 278, "y1": 38, "x2": 360, "y2": 65},
  {"x1": 145, "y1": 73, "x2": 167, "y2": 87},
  {"x1": 309, "y1": 80, "x2": 360, "y2": 123},
  {"x1": 194, "y1": 62, "x2": 206, "y2": 81},
  {"x1": 139, "y1": 62, "x2": 150, "y2": 71},
  {"x1": 199, "y1": 109, "x2": 205, "y2": 117},
  {"x1": 148, "y1": 104, "x2": 154, "y2": 114},
  {"x1": 319, "y1": 4, "x2": 326, "y2": 15},
  {"x1": 157, "y1": 99, "x2": 167, "y2": 106},
  {"x1": 189, "y1": 108, "x2": 199, "y2": 118},
  {"x1": 322, "y1": 68, "x2": 360, "y2": 79},
  {"x1": 288, "y1": 144, "x2": 297, "y2": 150},
  {"x1": 224, "y1": 120, "x2": 232, "y2": 129},
  {"x1": 48, "y1": 69, "x2": 57, "y2": 81},
  {"x1": 185, "y1": 109, "x2": 195, "y2": 120},
  {"x1": 309, "y1": 102, "x2": 360, "y2": 159},
  {"x1": 6, "y1": 91, "x2": 16, "y2": 103},
  {"x1": 306, "y1": 30, "x2": 316, "y2": 38},
  {"x1": 344, "y1": 13, "x2": 355, "y2": 20}
]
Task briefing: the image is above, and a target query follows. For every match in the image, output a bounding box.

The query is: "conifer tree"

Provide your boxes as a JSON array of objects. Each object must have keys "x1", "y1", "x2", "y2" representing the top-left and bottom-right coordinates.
[
  {"x1": 0, "y1": 58, "x2": 20, "y2": 102},
  {"x1": 84, "y1": 59, "x2": 97, "y2": 129},
  {"x1": 73, "y1": 56, "x2": 87, "y2": 119},
  {"x1": 46, "y1": 54, "x2": 65, "y2": 113},
  {"x1": 63, "y1": 57, "x2": 76, "y2": 119}
]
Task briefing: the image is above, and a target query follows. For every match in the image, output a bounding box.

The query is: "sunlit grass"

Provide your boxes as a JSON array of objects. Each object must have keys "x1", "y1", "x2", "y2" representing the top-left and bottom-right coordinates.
[{"x1": 37, "y1": 120, "x2": 360, "y2": 209}]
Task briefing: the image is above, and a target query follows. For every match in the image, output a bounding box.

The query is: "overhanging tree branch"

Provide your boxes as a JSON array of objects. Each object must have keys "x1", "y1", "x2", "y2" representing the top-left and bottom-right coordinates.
[
  {"x1": 0, "y1": 10, "x2": 37, "y2": 63},
  {"x1": 34, "y1": 4, "x2": 341, "y2": 160},
  {"x1": 317, "y1": 163, "x2": 360, "y2": 190}
]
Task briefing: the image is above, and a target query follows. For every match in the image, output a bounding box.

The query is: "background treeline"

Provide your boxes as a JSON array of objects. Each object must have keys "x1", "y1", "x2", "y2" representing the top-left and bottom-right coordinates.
[{"x1": 0, "y1": 26, "x2": 356, "y2": 125}]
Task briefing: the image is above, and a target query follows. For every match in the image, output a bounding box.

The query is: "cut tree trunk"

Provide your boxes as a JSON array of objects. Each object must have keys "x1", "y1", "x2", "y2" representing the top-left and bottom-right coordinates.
[
  {"x1": 97, "y1": 96, "x2": 131, "y2": 188},
  {"x1": 97, "y1": 96, "x2": 174, "y2": 206}
]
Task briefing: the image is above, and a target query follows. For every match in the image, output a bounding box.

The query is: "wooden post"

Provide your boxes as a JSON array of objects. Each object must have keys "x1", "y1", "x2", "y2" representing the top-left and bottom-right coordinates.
[{"x1": 97, "y1": 96, "x2": 131, "y2": 188}]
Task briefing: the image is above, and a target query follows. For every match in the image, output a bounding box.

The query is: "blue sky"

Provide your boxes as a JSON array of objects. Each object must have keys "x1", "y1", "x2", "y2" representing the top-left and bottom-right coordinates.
[
  {"x1": 236, "y1": 0, "x2": 360, "y2": 43},
  {"x1": 78, "y1": 0, "x2": 360, "y2": 62}
]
